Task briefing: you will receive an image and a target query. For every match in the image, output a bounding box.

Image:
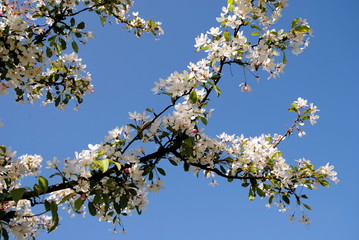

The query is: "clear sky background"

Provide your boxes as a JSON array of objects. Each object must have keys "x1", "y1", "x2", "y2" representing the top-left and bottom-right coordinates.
[{"x1": 1, "y1": 0, "x2": 358, "y2": 239}]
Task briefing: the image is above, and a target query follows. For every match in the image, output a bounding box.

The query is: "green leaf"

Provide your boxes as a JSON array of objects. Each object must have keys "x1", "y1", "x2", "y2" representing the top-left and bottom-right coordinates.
[
  {"x1": 10, "y1": 188, "x2": 26, "y2": 204},
  {"x1": 75, "y1": 32, "x2": 82, "y2": 38},
  {"x1": 207, "y1": 81, "x2": 221, "y2": 96},
  {"x1": 55, "y1": 43, "x2": 62, "y2": 55},
  {"x1": 70, "y1": 17, "x2": 75, "y2": 27},
  {"x1": 271, "y1": 152, "x2": 282, "y2": 159},
  {"x1": 157, "y1": 167, "x2": 166, "y2": 176},
  {"x1": 227, "y1": 0, "x2": 234, "y2": 11},
  {"x1": 282, "y1": 52, "x2": 287, "y2": 64},
  {"x1": 119, "y1": 195, "x2": 129, "y2": 210},
  {"x1": 183, "y1": 161, "x2": 190, "y2": 172},
  {"x1": 256, "y1": 187, "x2": 265, "y2": 197},
  {"x1": 44, "y1": 200, "x2": 51, "y2": 211},
  {"x1": 0, "y1": 145, "x2": 6, "y2": 154},
  {"x1": 129, "y1": 188, "x2": 137, "y2": 196},
  {"x1": 288, "y1": 107, "x2": 297, "y2": 112},
  {"x1": 189, "y1": 90, "x2": 198, "y2": 104},
  {"x1": 100, "y1": 16, "x2": 107, "y2": 27},
  {"x1": 282, "y1": 195, "x2": 290, "y2": 204},
  {"x1": 72, "y1": 40, "x2": 79, "y2": 53},
  {"x1": 77, "y1": 22, "x2": 85, "y2": 29},
  {"x1": 291, "y1": 18, "x2": 300, "y2": 28},
  {"x1": 294, "y1": 25, "x2": 311, "y2": 33},
  {"x1": 37, "y1": 176, "x2": 48, "y2": 193},
  {"x1": 169, "y1": 159, "x2": 178, "y2": 166},
  {"x1": 250, "y1": 31, "x2": 261, "y2": 36},
  {"x1": 114, "y1": 162, "x2": 122, "y2": 171},
  {"x1": 74, "y1": 197, "x2": 84, "y2": 211},
  {"x1": 268, "y1": 195, "x2": 275, "y2": 204},
  {"x1": 248, "y1": 188, "x2": 255, "y2": 201},
  {"x1": 211, "y1": 74, "x2": 221, "y2": 81},
  {"x1": 113, "y1": 202, "x2": 121, "y2": 214},
  {"x1": 200, "y1": 117, "x2": 208, "y2": 126},
  {"x1": 59, "y1": 193, "x2": 74, "y2": 204},
  {"x1": 149, "y1": 171, "x2": 154, "y2": 181},
  {"x1": 1, "y1": 228, "x2": 9, "y2": 240},
  {"x1": 33, "y1": 184, "x2": 42, "y2": 195},
  {"x1": 59, "y1": 38, "x2": 67, "y2": 50},
  {"x1": 184, "y1": 137, "x2": 194, "y2": 147},
  {"x1": 46, "y1": 91, "x2": 52, "y2": 100},
  {"x1": 98, "y1": 159, "x2": 110, "y2": 173},
  {"x1": 320, "y1": 180, "x2": 330, "y2": 187},
  {"x1": 296, "y1": 197, "x2": 301, "y2": 205},
  {"x1": 303, "y1": 203, "x2": 312, "y2": 210},
  {"x1": 48, "y1": 201, "x2": 59, "y2": 232},
  {"x1": 88, "y1": 202, "x2": 97, "y2": 216},
  {"x1": 250, "y1": 24, "x2": 262, "y2": 31},
  {"x1": 46, "y1": 47, "x2": 53, "y2": 58},
  {"x1": 224, "y1": 30, "x2": 230, "y2": 42}
]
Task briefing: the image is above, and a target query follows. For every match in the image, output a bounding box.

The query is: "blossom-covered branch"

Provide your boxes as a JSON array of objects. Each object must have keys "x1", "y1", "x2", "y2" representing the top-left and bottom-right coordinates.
[
  {"x1": 0, "y1": 0, "x2": 338, "y2": 239},
  {"x1": 0, "y1": 0, "x2": 162, "y2": 109}
]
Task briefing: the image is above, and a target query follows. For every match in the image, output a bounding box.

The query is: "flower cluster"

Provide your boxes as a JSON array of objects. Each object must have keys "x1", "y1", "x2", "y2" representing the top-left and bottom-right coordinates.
[{"x1": 0, "y1": 0, "x2": 162, "y2": 109}]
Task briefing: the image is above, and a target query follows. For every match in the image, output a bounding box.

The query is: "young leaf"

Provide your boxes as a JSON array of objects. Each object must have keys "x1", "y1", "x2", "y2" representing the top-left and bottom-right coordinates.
[
  {"x1": 189, "y1": 90, "x2": 198, "y2": 104},
  {"x1": 77, "y1": 22, "x2": 85, "y2": 29},
  {"x1": 294, "y1": 25, "x2": 311, "y2": 33},
  {"x1": 98, "y1": 159, "x2": 110, "y2": 173},
  {"x1": 291, "y1": 18, "x2": 300, "y2": 28},
  {"x1": 70, "y1": 17, "x2": 75, "y2": 27},
  {"x1": 303, "y1": 203, "x2": 312, "y2": 210},
  {"x1": 320, "y1": 180, "x2": 330, "y2": 187},
  {"x1": 248, "y1": 188, "x2": 255, "y2": 201},
  {"x1": 46, "y1": 47, "x2": 53, "y2": 58},
  {"x1": 282, "y1": 195, "x2": 290, "y2": 204},
  {"x1": 88, "y1": 202, "x2": 97, "y2": 216},
  {"x1": 100, "y1": 16, "x2": 107, "y2": 27},
  {"x1": 48, "y1": 201, "x2": 59, "y2": 232},
  {"x1": 157, "y1": 167, "x2": 166, "y2": 176},
  {"x1": 74, "y1": 197, "x2": 84, "y2": 211},
  {"x1": 224, "y1": 30, "x2": 230, "y2": 42},
  {"x1": 37, "y1": 176, "x2": 48, "y2": 193},
  {"x1": 1, "y1": 228, "x2": 9, "y2": 240},
  {"x1": 283, "y1": 52, "x2": 287, "y2": 64},
  {"x1": 72, "y1": 40, "x2": 79, "y2": 53},
  {"x1": 59, "y1": 38, "x2": 67, "y2": 50},
  {"x1": 10, "y1": 188, "x2": 26, "y2": 204}
]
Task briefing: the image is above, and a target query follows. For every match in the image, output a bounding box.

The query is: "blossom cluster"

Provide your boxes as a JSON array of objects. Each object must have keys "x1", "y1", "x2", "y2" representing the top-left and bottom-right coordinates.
[
  {"x1": 0, "y1": 0, "x2": 162, "y2": 109},
  {"x1": 153, "y1": 1, "x2": 312, "y2": 101},
  {"x1": 0, "y1": 146, "x2": 52, "y2": 239}
]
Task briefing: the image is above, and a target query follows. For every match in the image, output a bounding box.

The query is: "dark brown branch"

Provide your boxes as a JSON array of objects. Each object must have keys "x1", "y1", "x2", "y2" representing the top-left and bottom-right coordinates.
[
  {"x1": 121, "y1": 101, "x2": 178, "y2": 154},
  {"x1": 170, "y1": 150, "x2": 265, "y2": 180},
  {"x1": 5, "y1": 180, "x2": 77, "y2": 202}
]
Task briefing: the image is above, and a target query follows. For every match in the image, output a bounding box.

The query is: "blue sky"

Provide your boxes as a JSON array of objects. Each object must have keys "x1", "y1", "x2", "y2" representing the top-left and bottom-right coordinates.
[{"x1": 1, "y1": 0, "x2": 358, "y2": 239}]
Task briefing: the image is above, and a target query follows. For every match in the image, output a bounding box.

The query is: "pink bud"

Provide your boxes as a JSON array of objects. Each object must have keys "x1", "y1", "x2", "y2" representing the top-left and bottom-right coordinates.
[
  {"x1": 192, "y1": 129, "x2": 198, "y2": 133},
  {"x1": 240, "y1": 83, "x2": 252, "y2": 92},
  {"x1": 80, "y1": 194, "x2": 86, "y2": 200}
]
